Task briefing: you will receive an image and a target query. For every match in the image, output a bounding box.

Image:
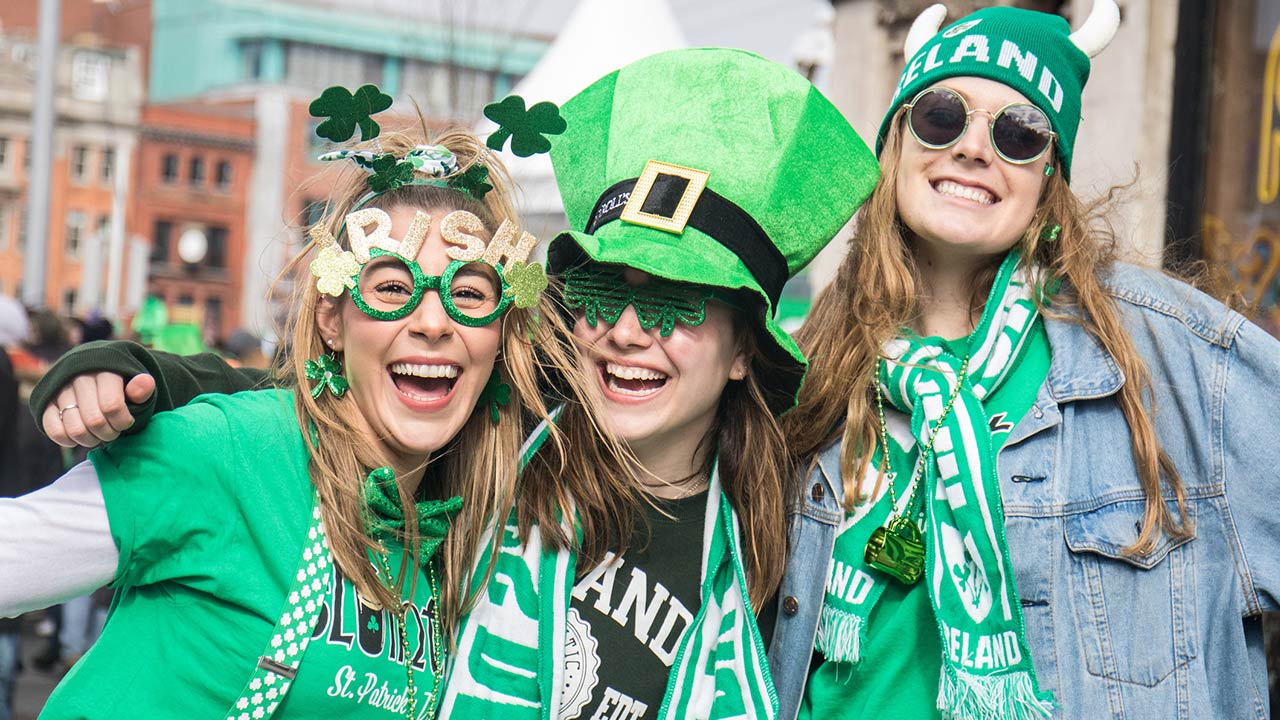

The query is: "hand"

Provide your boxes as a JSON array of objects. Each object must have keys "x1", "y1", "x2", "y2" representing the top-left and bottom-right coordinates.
[{"x1": 42, "y1": 373, "x2": 157, "y2": 448}]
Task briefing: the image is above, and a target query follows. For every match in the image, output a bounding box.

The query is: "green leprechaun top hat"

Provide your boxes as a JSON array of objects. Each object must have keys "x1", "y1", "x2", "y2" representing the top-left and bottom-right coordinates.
[{"x1": 545, "y1": 47, "x2": 879, "y2": 414}]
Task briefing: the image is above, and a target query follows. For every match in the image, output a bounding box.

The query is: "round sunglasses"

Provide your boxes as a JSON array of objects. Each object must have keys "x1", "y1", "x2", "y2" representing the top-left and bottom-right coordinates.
[{"x1": 902, "y1": 87, "x2": 1056, "y2": 165}]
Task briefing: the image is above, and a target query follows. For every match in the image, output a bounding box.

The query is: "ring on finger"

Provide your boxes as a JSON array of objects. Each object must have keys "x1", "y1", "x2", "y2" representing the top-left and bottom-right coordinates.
[{"x1": 57, "y1": 403, "x2": 79, "y2": 420}]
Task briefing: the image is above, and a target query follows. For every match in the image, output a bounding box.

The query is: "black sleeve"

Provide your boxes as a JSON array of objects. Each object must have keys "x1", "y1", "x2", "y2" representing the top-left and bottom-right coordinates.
[{"x1": 28, "y1": 340, "x2": 271, "y2": 435}]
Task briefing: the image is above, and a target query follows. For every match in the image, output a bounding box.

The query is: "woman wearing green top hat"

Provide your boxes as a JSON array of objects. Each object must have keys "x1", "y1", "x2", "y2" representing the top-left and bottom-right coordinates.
[
  {"x1": 772, "y1": 1, "x2": 1280, "y2": 719},
  {"x1": 28, "y1": 49, "x2": 881, "y2": 718},
  {"x1": 0, "y1": 115, "x2": 629, "y2": 718}
]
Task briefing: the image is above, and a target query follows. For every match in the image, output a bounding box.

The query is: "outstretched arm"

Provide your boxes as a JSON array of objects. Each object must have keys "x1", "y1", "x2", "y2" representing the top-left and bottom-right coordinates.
[
  {"x1": 0, "y1": 462, "x2": 117, "y2": 618},
  {"x1": 31, "y1": 340, "x2": 270, "y2": 447}
]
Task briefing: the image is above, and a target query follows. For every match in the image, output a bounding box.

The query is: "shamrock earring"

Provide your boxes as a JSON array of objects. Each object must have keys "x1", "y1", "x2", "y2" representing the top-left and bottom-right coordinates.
[
  {"x1": 305, "y1": 351, "x2": 349, "y2": 398},
  {"x1": 1044, "y1": 164, "x2": 1055, "y2": 177},
  {"x1": 1041, "y1": 222, "x2": 1062, "y2": 243},
  {"x1": 479, "y1": 368, "x2": 511, "y2": 424}
]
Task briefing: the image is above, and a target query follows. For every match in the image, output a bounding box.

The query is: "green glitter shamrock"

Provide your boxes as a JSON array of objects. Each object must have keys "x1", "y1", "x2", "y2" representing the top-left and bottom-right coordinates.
[
  {"x1": 305, "y1": 353, "x2": 349, "y2": 399},
  {"x1": 367, "y1": 615, "x2": 379, "y2": 632},
  {"x1": 367, "y1": 154, "x2": 416, "y2": 193},
  {"x1": 502, "y1": 261, "x2": 548, "y2": 309},
  {"x1": 479, "y1": 370, "x2": 511, "y2": 424},
  {"x1": 451, "y1": 162, "x2": 493, "y2": 200},
  {"x1": 309, "y1": 84, "x2": 394, "y2": 143},
  {"x1": 483, "y1": 95, "x2": 567, "y2": 158}
]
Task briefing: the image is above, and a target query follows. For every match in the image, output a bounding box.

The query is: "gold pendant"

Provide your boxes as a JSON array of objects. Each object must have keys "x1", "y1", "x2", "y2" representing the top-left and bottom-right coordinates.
[{"x1": 864, "y1": 516, "x2": 926, "y2": 585}]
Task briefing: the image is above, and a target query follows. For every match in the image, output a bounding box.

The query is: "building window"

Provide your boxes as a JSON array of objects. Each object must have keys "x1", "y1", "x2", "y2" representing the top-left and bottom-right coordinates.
[
  {"x1": 101, "y1": 146, "x2": 115, "y2": 184},
  {"x1": 63, "y1": 288, "x2": 78, "y2": 313},
  {"x1": 0, "y1": 137, "x2": 9, "y2": 168},
  {"x1": 189, "y1": 156, "x2": 205, "y2": 187},
  {"x1": 215, "y1": 160, "x2": 232, "y2": 191},
  {"x1": 17, "y1": 206, "x2": 27, "y2": 250},
  {"x1": 242, "y1": 40, "x2": 265, "y2": 81},
  {"x1": 97, "y1": 214, "x2": 111, "y2": 241},
  {"x1": 0, "y1": 204, "x2": 10, "y2": 250},
  {"x1": 205, "y1": 296, "x2": 223, "y2": 336},
  {"x1": 176, "y1": 293, "x2": 194, "y2": 306},
  {"x1": 161, "y1": 153, "x2": 179, "y2": 184},
  {"x1": 206, "y1": 225, "x2": 227, "y2": 269},
  {"x1": 70, "y1": 145, "x2": 89, "y2": 182},
  {"x1": 65, "y1": 210, "x2": 87, "y2": 256},
  {"x1": 151, "y1": 219, "x2": 172, "y2": 264}
]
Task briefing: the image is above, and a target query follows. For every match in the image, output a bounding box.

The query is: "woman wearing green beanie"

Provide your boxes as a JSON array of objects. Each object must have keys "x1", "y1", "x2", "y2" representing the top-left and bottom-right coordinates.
[{"x1": 774, "y1": 1, "x2": 1280, "y2": 719}]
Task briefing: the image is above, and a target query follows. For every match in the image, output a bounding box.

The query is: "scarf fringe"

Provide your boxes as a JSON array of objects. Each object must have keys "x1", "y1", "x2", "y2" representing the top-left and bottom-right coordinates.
[
  {"x1": 815, "y1": 604, "x2": 864, "y2": 664},
  {"x1": 936, "y1": 666, "x2": 1055, "y2": 720}
]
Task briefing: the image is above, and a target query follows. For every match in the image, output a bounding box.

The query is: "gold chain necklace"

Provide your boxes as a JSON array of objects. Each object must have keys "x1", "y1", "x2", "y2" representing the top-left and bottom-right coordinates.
[{"x1": 865, "y1": 355, "x2": 969, "y2": 584}]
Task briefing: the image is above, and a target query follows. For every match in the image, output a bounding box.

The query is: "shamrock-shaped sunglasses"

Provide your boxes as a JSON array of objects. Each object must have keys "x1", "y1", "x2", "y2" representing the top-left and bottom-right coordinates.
[
  {"x1": 562, "y1": 265, "x2": 738, "y2": 337},
  {"x1": 353, "y1": 249, "x2": 511, "y2": 326}
]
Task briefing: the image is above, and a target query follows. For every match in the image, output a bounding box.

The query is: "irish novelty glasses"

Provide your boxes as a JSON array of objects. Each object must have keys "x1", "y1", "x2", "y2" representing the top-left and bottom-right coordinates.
[
  {"x1": 309, "y1": 207, "x2": 546, "y2": 326},
  {"x1": 903, "y1": 86, "x2": 1056, "y2": 164},
  {"x1": 304, "y1": 83, "x2": 561, "y2": 325}
]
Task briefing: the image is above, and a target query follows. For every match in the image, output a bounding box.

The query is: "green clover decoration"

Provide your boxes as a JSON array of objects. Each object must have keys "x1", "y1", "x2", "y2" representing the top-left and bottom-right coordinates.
[
  {"x1": 484, "y1": 95, "x2": 567, "y2": 158},
  {"x1": 305, "y1": 353, "x2": 349, "y2": 398},
  {"x1": 479, "y1": 370, "x2": 511, "y2": 424},
  {"x1": 309, "y1": 84, "x2": 394, "y2": 143},
  {"x1": 367, "y1": 616, "x2": 380, "y2": 632},
  {"x1": 502, "y1": 261, "x2": 548, "y2": 309},
  {"x1": 367, "y1": 154, "x2": 417, "y2": 193},
  {"x1": 451, "y1": 162, "x2": 493, "y2": 200}
]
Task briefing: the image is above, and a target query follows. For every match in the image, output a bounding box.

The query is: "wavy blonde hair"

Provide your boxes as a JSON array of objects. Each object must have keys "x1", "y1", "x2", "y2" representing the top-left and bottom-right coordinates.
[
  {"x1": 273, "y1": 129, "x2": 629, "y2": 632},
  {"x1": 785, "y1": 111, "x2": 1192, "y2": 556}
]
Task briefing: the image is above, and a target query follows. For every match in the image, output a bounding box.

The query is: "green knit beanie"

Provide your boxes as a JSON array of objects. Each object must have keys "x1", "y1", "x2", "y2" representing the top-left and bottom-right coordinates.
[{"x1": 876, "y1": 2, "x2": 1119, "y2": 179}]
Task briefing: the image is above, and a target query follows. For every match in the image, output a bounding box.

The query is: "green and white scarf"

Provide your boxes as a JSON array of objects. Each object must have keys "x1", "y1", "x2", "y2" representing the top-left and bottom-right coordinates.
[
  {"x1": 438, "y1": 422, "x2": 777, "y2": 719},
  {"x1": 817, "y1": 251, "x2": 1054, "y2": 720}
]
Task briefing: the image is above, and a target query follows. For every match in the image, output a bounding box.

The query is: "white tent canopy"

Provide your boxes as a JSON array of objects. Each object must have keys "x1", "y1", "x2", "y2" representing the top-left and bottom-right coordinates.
[{"x1": 478, "y1": 0, "x2": 687, "y2": 229}]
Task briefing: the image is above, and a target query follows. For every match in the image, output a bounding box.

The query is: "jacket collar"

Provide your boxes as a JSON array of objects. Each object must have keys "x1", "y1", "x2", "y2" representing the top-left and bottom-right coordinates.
[{"x1": 1043, "y1": 312, "x2": 1125, "y2": 402}]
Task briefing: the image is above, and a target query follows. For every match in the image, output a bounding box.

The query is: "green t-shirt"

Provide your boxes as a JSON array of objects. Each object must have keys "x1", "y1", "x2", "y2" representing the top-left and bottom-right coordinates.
[
  {"x1": 801, "y1": 317, "x2": 1051, "y2": 720},
  {"x1": 42, "y1": 388, "x2": 443, "y2": 719}
]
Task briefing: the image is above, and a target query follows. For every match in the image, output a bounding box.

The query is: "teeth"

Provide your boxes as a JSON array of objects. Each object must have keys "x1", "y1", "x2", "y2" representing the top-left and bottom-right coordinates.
[
  {"x1": 605, "y1": 362, "x2": 667, "y2": 381},
  {"x1": 390, "y1": 362, "x2": 459, "y2": 379},
  {"x1": 936, "y1": 180, "x2": 994, "y2": 205}
]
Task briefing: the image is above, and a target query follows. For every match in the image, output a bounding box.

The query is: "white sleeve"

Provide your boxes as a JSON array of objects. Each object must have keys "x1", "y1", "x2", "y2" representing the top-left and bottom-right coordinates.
[{"x1": 0, "y1": 460, "x2": 118, "y2": 618}]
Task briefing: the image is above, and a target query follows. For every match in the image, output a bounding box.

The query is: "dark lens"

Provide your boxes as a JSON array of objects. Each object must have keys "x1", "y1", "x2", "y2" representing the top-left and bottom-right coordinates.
[
  {"x1": 447, "y1": 262, "x2": 503, "y2": 319},
  {"x1": 992, "y1": 104, "x2": 1053, "y2": 161},
  {"x1": 909, "y1": 89, "x2": 968, "y2": 147},
  {"x1": 357, "y1": 255, "x2": 417, "y2": 314}
]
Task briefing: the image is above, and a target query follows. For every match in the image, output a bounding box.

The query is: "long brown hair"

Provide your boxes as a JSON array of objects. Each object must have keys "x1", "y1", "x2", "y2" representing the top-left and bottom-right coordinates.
[
  {"x1": 520, "y1": 300, "x2": 791, "y2": 608},
  {"x1": 273, "y1": 129, "x2": 630, "y2": 632},
  {"x1": 786, "y1": 110, "x2": 1192, "y2": 556}
]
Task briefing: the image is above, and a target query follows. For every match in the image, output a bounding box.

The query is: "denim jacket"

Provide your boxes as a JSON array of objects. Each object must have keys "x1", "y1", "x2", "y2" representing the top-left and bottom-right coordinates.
[{"x1": 768, "y1": 263, "x2": 1280, "y2": 720}]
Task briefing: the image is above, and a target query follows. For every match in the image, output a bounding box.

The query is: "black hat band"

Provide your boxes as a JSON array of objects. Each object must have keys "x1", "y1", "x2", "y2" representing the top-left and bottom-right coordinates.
[{"x1": 583, "y1": 174, "x2": 787, "y2": 308}]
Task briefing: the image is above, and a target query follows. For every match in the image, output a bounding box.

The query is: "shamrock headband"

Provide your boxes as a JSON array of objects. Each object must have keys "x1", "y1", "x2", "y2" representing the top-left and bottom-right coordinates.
[{"x1": 309, "y1": 84, "x2": 494, "y2": 199}]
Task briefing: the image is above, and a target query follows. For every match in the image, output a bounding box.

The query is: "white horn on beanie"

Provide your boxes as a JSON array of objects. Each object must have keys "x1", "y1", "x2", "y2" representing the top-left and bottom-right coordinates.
[{"x1": 1069, "y1": 0, "x2": 1121, "y2": 57}]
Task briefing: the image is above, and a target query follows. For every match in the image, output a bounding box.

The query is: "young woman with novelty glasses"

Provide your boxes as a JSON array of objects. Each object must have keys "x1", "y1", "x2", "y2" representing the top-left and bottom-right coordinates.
[
  {"x1": 0, "y1": 127, "x2": 626, "y2": 719},
  {"x1": 770, "y1": 2, "x2": 1280, "y2": 720}
]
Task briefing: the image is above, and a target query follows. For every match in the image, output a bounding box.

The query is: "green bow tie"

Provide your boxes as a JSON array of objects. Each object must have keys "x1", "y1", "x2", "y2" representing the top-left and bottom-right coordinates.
[{"x1": 363, "y1": 466, "x2": 463, "y2": 563}]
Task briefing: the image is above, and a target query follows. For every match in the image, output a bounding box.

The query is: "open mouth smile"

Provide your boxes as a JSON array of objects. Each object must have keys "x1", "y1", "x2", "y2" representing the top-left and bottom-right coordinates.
[
  {"x1": 933, "y1": 179, "x2": 997, "y2": 205},
  {"x1": 599, "y1": 361, "x2": 669, "y2": 399},
  {"x1": 389, "y1": 361, "x2": 460, "y2": 407}
]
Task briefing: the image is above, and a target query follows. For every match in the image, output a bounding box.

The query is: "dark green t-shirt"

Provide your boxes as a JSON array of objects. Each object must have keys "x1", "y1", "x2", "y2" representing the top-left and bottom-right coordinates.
[
  {"x1": 561, "y1": 491, "x2": 708, "y2": 720},
  {"x1": 801, "y1": 317, "x2": 1051, "y2": 720}
]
